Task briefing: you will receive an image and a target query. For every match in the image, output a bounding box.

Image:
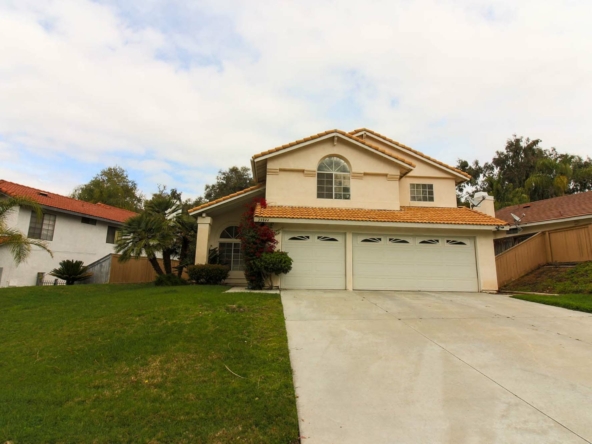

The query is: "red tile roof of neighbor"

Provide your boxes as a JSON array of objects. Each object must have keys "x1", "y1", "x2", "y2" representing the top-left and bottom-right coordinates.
[
  {"x1": 0, "y1": 180, "x2": 137, "y2": 223},
  {"x1": 496, "y1": 192, "x2": 592, "y2": 225},
  {"x1": 256, "y1": 205, "x2": 508, "y2": 226}
]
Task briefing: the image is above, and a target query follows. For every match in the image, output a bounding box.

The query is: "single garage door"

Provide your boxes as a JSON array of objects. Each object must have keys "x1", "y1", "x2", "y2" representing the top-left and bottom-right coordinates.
[
  {"x1": 353, "y1": 234, "x2": 478, "y2": 291},
  {"x1": 281, "y1": 232, "x2": 346, "y2": 289}
]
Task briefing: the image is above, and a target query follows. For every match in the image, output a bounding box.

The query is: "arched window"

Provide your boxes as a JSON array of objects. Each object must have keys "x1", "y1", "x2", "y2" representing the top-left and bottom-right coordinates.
[
  {"x1": 219, "y1": 226, "x2": 244, "y2": 271},
  {"x1": 317, "y1": 157, "x2": 351, "y2": 200}
]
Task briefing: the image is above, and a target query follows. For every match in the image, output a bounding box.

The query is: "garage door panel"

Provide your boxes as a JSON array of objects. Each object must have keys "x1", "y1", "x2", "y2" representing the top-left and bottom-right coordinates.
[
  {"x1": 282, "y1": 232, "x2": 345, "y2": 289},
  {"x1": 353, "y1": 234, "x2": 478, "y2": 291}
]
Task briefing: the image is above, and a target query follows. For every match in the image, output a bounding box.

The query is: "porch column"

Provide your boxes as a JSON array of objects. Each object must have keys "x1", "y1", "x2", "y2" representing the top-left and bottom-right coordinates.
[{"x1": 195, "y1": 216, "x2": 212, "y2": 265}]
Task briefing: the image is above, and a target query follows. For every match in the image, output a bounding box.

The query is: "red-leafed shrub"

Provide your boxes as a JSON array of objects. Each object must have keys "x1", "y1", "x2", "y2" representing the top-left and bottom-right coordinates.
[{"x1": 238, "y1": 198, "x2": 278, "y2": 289}]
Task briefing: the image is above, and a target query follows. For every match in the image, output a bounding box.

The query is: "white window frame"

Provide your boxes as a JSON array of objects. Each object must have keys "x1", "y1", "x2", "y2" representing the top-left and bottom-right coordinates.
[
  {"x1": 317, "y1": 157, "x2": 351, "y2": 200},
  {"x1": 219, "y1": 226, "x2": 244, "y2": 271},
  {"x1": 410, "y1": 183, "x2": 434, "y2": 202}
]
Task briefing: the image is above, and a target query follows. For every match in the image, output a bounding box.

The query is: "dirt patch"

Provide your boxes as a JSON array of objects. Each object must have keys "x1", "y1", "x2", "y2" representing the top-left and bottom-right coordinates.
[{"x1": 503, "y1": 262, "x2": 592, "y2": 294}]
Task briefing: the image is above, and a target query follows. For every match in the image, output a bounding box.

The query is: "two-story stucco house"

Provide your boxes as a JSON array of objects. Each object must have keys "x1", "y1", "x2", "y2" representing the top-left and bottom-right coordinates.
[
  {"x1": 189, "y1": 129, "x2": 508, "y2": 292},
  {"x1": 0, "y1": 180, "x2": 136, "y2": 287}
]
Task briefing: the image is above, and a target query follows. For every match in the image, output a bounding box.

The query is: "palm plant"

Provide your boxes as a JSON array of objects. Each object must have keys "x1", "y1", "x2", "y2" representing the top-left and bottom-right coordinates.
[
  {"x1": 115, "y1": 190, "x2": 196, "y2": 276},
  {"x1": 49, "y1": 260, "x2": 93, "y2": 285},
  {"x1": 115, "y1": 212, "x2": 172, "y2": 275},
  {"x1": 0, "y1": 196, "x2": 53, "y2": 264}
]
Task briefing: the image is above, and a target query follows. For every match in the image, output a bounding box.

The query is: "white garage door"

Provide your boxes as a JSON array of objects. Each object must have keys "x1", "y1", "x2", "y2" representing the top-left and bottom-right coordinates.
[
  {"x1": 353, "y1": 234, "x2": 478, "y2": 291},
  {"x1": 281, "y1": 232, "x2": 346, "y2": 289}
]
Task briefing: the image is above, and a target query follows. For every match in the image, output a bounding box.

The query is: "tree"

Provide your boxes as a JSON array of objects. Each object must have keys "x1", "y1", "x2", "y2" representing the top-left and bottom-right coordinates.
[
  {"x1": 456, "y1": 135, "x2": 592, "y2": 209},
  {"x1": 525, "y1": 156, "x2": 572, "y2": 200},
  {"x1": 72, "y1": 166, "x2": 144, "y2": 212},
  {"x1": 50, "y1": 260, "x2": 93, "y2": 285},
  {"x1": 115, "y1": 187, "x2": 197, "y2": 277},
  {"x1": 204, "y1": 166, "x2": 253, "y2": 201},
  {"x1": 0, "y1": 196, "x2": 53, "y2": 264}
]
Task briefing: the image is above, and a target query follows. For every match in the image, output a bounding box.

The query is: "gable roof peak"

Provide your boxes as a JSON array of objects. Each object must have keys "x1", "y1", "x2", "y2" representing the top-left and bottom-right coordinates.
[{"x1": 349, "y1": 128, "x2": 471, "y2": 181}]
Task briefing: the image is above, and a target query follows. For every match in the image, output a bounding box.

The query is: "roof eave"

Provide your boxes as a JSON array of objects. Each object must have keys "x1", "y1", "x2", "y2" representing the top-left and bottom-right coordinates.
[
  {"x1": 188, "y1": 185, "x2": 266, "y2": 216},
  {"x1": 251, "y1": 131, "x2": 416, "y2": 172},
  {"x1": 351, "y1": 129, "x2": 471, "y2": 183},
  {"x1": 254, "y1": 215, "x2": 505, "y2": 230}
]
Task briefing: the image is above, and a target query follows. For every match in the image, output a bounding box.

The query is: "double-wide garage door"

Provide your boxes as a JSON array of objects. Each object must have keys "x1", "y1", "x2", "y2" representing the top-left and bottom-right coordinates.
[
  {"x1": 353, "y1": 234, "x2": 478, "y2": 292},
  {"x1": 281, "y1": 231, "x2": 478, "y2": 291}
]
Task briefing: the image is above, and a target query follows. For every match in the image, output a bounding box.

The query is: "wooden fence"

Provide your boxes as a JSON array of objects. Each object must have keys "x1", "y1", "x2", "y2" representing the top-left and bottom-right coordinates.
[
  {"x1": 496, "y1": 224, "x2": 592, "y2": 287},
  {"x1": 86, "y1": 254, "x2": 184, "y2": 284}
]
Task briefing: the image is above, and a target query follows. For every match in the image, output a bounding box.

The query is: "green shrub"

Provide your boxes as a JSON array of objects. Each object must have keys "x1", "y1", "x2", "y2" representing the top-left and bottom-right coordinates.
[
  {"x1": 187, "y1": 264, "x2": 230, "y2": 285},
  {"x1": 154, "y1": 273, "x2": 189, "y2": 286},
  {"x1": 253, "y1": 251, "x2": 293, "y2": 289},
  {"x1": 49, "y1": 260, "x2": 93, "y2": 285}
]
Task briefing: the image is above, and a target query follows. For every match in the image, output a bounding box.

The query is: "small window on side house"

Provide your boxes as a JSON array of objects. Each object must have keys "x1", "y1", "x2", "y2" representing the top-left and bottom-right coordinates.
[
  {"x1": 28, "y1": 212, "x2": 56, "y2": 241},
  {"x1": 81, "y1": 217, "x2": 97, "y2": 225},
  {"x1": 106, "y1": 226, "x2": 119, "y2": 244},
  {"x1": 410, "y1": 184, "x2": 434, "y2": 202}
]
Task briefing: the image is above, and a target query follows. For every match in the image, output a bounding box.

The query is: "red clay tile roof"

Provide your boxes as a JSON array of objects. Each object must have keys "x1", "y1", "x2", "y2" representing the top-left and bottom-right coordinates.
[
  {"x1": 188, "y1": 184, "x2": 265, "y2": 214},
  {"x1": 256, "y1": 205, "x2": 507, "y2": 226},
  {"x1": 496, "y1": 192, "x2": 592, "y2": 225},
  {"x1": 251, "y1": 129, "x2": 416, "y2": 168},
  {"x1": 349, "y1": 128, "x2": 471, "y2": 180},
  {"x1": 0, "y1": 180, "x2": 137, "y2": 223}
]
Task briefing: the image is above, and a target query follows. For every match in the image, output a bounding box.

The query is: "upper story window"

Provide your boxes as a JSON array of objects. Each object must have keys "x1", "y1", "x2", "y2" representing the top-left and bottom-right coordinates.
[
  {"x1": 81, "y1": 217, "x2": 97, "y2": 226},
  {"x1": 106, "y1": 226, "x2": 120, "y2": 244},
  {"x1": 410, "y1": 183, "x2": 434, "y2": 202},
  {"x1": 317, "y1": 157, "x2": 351, "y2": 200},
  {"x1": 28, "y1": 212, "x2": 56, "y2": 241}
]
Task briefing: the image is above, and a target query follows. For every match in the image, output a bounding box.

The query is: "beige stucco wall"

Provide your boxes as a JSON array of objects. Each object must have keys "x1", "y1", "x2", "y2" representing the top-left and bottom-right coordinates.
[
  {"x1": 475, "y1": 231, "x2": 498, "y2": 291},
  {"x1": 399, "y1": 177, "x2": 458, "y2": 208},
  {"x1": 362, "y1": 134, "x2": 460, "y2": 208},
  {"x1": 265, "y1": 137, "x2": 403, "y2": 210},
  {"x1": 195, "y1": 205, "x2": 248, "y2": 286}
]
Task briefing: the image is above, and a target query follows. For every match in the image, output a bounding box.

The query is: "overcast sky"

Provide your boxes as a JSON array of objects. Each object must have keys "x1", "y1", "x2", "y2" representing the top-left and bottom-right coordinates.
[{"x1": 1, "y1": 0, "x2": 591, "y2": 199}]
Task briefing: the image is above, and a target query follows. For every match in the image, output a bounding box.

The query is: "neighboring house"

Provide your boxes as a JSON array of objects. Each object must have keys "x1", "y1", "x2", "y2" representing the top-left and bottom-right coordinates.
[
  {"x1": 494, "y1": 191, "x2": 592, "y2": 255},
  {"x1": 189, "y1": 128, "x2": 508, "y2": 291},
  {"x1": 0, "y1": 180, "x2": 136, "y2": 287}
]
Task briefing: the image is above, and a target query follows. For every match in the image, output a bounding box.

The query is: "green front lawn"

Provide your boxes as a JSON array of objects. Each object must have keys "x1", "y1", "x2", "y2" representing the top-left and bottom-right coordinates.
[
  {"x1": 511, "y1": 293, "x2": 592, "y2": 314},
  {"x1": 0, "y1": 284, "x2": 299, "y2": 443}
]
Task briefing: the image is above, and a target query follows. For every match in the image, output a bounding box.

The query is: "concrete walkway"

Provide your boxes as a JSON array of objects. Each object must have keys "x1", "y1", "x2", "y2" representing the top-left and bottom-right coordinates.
[{"x1": 281, "y1": 290, "x2": 592, "y2": 444}]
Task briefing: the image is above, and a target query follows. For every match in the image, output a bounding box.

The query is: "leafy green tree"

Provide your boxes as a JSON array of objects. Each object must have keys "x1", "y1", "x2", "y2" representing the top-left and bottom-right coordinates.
[
  {"x1": 457, "y1": 135, "x2": 592, "y2": 209},
  {"x1": 0, "y1": 197, "x2": 53, "y2": 264},
  {"x1": 525, "y1": 157, "x2": 572, "y2": 200},
  {"x1": 72, "y1": 166, "x2": 144, "y2": 212},
  {"x1": 204, "y1": 166, "x2": 253, "y2": 201},
  {"x1": 49, "y1": 260, "x2": 93, "y2": 285}
]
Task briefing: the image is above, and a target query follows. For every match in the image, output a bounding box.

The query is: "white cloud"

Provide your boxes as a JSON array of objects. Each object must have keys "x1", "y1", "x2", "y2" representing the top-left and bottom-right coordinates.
[{"x1": 1, "y1": 0, "x2": 591, "y2": 197}]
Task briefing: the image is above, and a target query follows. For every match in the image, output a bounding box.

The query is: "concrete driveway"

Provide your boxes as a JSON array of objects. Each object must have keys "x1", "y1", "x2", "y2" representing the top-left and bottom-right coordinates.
[{"x1": 281, "y1": 290, "x2": 592, "y2": 444}]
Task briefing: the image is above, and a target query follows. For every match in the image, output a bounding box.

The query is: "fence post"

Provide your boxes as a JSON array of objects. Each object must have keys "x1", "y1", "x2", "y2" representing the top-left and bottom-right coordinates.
[
  {"x1": 544, "y1": 231, "x2": 553, "y2": 263},
  {"x1": 36, "y1": 272, "x2": 44, "y2": 286}
]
